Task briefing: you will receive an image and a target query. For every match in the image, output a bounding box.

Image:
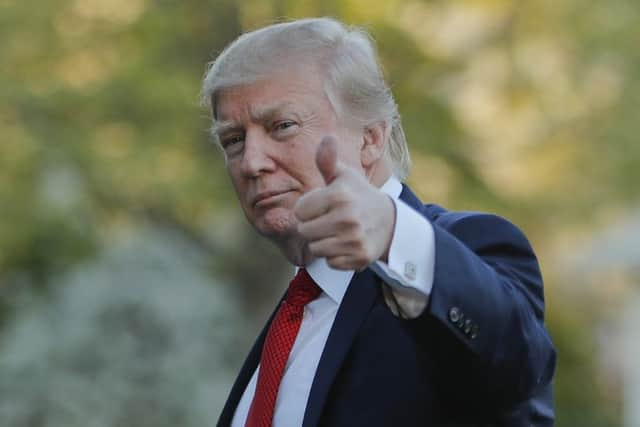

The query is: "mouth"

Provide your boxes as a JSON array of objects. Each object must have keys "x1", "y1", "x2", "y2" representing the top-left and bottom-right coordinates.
[{"x1": 252, "y1": 190, "x2": 294, "y2": 208}]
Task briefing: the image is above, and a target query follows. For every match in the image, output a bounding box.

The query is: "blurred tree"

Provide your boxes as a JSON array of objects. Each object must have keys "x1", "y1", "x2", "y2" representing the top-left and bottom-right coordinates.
[{"x1": 1, "y1": 0, "x2": 638, "y2": 425}]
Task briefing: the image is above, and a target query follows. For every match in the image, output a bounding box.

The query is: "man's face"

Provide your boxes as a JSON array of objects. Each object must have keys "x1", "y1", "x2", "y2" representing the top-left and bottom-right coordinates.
[{"x1": 215, "y1": 67, "x2": 363, "y2": 243}]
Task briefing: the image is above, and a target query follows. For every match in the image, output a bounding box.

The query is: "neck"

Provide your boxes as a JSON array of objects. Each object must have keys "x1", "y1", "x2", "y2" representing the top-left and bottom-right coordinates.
[
  {"x1": 274, "y1": 234, "x2": 315, "y2": 267},
  {"x1": 366, "y1": 157, "x2": 394, "y2": 188}
]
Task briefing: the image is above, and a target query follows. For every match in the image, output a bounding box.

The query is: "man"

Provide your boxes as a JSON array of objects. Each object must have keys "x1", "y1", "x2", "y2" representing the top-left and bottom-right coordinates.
[{"x1": 202, "y1": 17, "x2": 556, "y2": 427}]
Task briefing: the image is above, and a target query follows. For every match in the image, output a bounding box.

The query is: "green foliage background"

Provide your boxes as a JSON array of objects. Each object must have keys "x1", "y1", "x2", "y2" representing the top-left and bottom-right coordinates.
[{"x1": 2, "y1": 0, "x2": 638, "y2": 425}]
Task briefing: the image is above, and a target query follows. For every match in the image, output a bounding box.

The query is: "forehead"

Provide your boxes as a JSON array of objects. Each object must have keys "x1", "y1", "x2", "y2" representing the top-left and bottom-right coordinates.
[{"x1": 214, "y1": 67, "x2": 331, "y2": 122}]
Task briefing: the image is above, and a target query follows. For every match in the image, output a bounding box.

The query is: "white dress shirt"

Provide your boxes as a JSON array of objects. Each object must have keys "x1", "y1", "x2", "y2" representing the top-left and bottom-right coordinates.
[{"x1": 230, "y1": 176, "x2": 436, "y2": 427}]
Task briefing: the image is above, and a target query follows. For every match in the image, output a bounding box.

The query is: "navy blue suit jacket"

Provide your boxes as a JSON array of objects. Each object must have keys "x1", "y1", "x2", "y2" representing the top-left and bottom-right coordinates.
[{"x1": 218, "y1": 185, "x2": 556, "y2": 426}]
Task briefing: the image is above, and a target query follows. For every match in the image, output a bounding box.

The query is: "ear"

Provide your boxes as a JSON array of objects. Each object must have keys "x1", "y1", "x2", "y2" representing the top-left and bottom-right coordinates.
[{"x1": 360, "y1": 121, "x2": 388, "y2": 169}]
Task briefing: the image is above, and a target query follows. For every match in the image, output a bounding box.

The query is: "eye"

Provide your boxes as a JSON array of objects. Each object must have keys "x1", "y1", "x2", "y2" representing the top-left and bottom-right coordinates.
[
  {"x1": 273, "y1": 121, "x2": 298, "y2": 133},
  {"x1": 221, "y1": 134, "x2": 244, "y2": 148}
]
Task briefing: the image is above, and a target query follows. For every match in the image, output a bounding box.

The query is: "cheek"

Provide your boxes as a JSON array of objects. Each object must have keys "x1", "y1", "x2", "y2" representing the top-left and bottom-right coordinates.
[
  {"x1": 292, "y1": 164, "x2": 325, "y2": 191},
  {"x1": 226, "y1": 168, "x2": 248, "y2": 201},
  {"x1": 279, "y1": 145, "x2": 323, "y2": 186}
]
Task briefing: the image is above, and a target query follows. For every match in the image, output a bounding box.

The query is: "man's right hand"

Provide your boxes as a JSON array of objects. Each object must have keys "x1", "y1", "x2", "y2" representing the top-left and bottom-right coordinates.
[{"x1": 293, "y1": 136, "x2": 396, "y2": 271}]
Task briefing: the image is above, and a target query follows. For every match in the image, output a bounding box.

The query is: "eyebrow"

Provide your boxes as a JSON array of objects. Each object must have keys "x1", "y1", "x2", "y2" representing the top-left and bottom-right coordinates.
[
  {"x1": 212, "y1": 101, "x2": 300, "y2": 138},
  {"x1": 211, "y1": 121, "x2": 240, "y2": 138}
]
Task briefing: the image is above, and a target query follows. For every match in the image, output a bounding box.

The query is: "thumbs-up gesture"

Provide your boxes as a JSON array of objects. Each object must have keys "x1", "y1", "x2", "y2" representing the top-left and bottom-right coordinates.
[{"x1": 293, "y1": 136, "x2": 396, "y2": 270}]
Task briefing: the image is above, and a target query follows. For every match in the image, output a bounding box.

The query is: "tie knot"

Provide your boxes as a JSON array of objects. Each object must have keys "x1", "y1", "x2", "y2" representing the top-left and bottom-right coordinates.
[{"x1": 286, "y1": 268, "x2": 321, "y2": 308}]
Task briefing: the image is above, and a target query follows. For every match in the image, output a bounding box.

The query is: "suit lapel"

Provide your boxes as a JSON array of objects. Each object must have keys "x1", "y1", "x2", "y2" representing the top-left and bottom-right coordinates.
[
  {"x1": 302, "y1": 269, "x2": 379, "y2": 427},
  {"x1": 399, "y1": 184, "x2": 427, "y2": 214},
  {"x1": 216, "y1": 296, "x2": 283, "y2": 427}
]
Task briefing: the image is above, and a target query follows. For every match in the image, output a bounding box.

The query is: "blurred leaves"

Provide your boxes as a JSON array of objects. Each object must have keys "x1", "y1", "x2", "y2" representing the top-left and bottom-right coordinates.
[{"x1": 1, "y1": 0, "x2": 639, "y2": 425}]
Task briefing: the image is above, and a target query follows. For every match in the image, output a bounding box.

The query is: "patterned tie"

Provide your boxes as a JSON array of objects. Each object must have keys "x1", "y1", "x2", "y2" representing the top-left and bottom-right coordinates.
[{"x1": 245, "y1": 268, "x2": 322, "y2": 427}]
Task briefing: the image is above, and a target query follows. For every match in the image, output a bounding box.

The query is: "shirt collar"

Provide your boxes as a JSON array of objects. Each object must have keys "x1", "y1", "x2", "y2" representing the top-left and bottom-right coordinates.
[
  {"x1": 300, "y1": 175, "x2": 402, "y2": 305},
  {"x1": 380, "y1": 175, "x2": 403, "y2": 200}
]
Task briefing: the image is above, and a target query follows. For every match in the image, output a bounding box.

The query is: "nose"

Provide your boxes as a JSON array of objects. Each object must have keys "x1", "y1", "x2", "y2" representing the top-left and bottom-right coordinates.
[{"x1": 239, "y1": 128, "x2": 276, "y2": 178}]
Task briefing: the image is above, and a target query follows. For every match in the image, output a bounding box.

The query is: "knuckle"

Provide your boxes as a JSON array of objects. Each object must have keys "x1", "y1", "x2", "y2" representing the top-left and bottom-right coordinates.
[
  {"x1": 331, "y1": 185, "x2": 351, "y2": 205},
  {"x1": 310, "y1": 240, "x2": 329, "y2": 257},
  {"x1": 359, "y1": 249, "x2": 370, "y2": 265},
  {"x1": 337, "y1": 215, "x2": 356, "y2": 229},
  {"x1": 293, "y1": 203, "x2": 307, "y2": 220},
  {"x1": 344, "y1": 206, "x2": 358, "y2": 219},
  {"x1": 308, "y1": 240, "x2": 320, "y2": 254},
  {"x1": 352, "y1": 241, "x2": 372, "y2": 265},
  {"x1": 356, "y1": 246, "x2": 371, "y2": 264},
  {"x1": 338, "y1": 207, "x2": 359, "y2": 226},
  {"x1": 297, "y1": 221, "x2": 309, "y2": 236},
  {"x1": 328, "y1": 190, "x2": 344, "y2": 206},
  {"x1": 357, "y1": 257, "x2": 368, "y2": 268},
  {"x1": 350, "y1": 226, "x2": 365, "y2": 244},
  {"x1": 364, "y1": 246, "x2": 375, "y2": 263},
  {"x1": 327, "y1": 257, "x2": 341, "y2": 269},
  {"x1": 345, "y1": 234, "x2": 359, "y2": 250}
]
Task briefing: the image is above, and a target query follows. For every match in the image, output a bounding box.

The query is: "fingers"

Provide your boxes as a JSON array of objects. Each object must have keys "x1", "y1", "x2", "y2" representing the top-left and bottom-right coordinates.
[
  {"x1": 307, "y1": 236, "x2": 343, "y2": 258},
  {"x1": 307, "y1": 238, "x2": 369, "y2": 271},
  {"x1": 294, "y1": 188, "x2": 330, "y2": 222},
  {"x1": 294, "y1": 180, "x2": 353, "y2": 222},
  {"x1": 298, "y1": 207, "x2": 356, "y2": 239},
  {"x1": 327, "y1": 255, "x2": 369, "y2": 271},
  {"x1": 316, "y1": 135, "x2": 346, "y2": 185},
  {"x1": 298, "y1": 214, "x2": 337, "y2": 241}
]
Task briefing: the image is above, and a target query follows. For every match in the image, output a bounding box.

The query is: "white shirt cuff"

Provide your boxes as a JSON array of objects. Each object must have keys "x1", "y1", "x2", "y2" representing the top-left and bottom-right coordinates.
[{"x1": 370, "y1": 197, "x2": 436, "y2": 318}]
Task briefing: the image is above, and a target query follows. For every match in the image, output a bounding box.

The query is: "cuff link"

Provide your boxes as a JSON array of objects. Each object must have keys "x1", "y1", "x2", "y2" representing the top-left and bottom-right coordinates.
[{"x1": 404, "y1": 261, "x2": 417, "y2": 281}]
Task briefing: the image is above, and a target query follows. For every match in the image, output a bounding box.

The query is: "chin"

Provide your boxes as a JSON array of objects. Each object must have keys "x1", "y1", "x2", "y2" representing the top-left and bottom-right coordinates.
[{"x1": 254, "y1": 208, "x2": 298, "y2": 239}]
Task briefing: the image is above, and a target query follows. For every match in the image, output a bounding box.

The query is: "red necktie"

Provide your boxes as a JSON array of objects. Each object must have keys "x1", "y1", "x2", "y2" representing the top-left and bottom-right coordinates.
[{"x1": 245, "y1": 268, "x2": 321, "y2": 427}]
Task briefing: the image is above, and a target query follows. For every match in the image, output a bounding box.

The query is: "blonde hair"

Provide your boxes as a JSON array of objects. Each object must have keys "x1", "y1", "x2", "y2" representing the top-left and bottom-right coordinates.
[{"x1": 201, "y1": 17, "x2": 411, "y2": 180}]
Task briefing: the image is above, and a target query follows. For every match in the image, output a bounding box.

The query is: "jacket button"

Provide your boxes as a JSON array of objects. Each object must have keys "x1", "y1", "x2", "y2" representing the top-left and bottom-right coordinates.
[
  {"x1": 463, "y1": 319, "x2": 473, "y2": 335},
  {"x1": 470, "y1": 324, "x2": 479, "y2": 340},
  {"x1": 448, "y1": 307, "x2": 461, "y2": 323},
  {"x1": 456, "y1": 313, "x2": 465, "y2": 329}
]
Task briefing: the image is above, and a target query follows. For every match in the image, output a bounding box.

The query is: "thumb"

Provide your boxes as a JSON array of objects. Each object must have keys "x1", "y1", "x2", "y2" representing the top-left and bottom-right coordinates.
[{"x1": 316, "y1": 135, "x2": 344, "y2": 185}]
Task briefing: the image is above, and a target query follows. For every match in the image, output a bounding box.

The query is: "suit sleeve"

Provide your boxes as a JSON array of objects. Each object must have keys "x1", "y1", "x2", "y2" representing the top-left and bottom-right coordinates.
[{"x1": 416, "y1": 211, "x2": 556, "y2": 407}]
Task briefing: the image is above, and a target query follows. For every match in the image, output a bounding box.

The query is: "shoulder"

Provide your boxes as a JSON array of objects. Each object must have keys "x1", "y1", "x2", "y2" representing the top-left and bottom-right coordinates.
[
  {"x1": 399, "y1": 184, "x2": 533, "y2": 248},
  {"x1": 414, "y1": 202, "x2": 534, "y2": 257}
]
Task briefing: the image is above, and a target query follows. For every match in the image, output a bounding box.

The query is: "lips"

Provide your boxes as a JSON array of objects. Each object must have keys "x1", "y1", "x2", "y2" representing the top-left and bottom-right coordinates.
[{"x1": 252, "y1": 190, "x2": 293, "y2": 207}]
